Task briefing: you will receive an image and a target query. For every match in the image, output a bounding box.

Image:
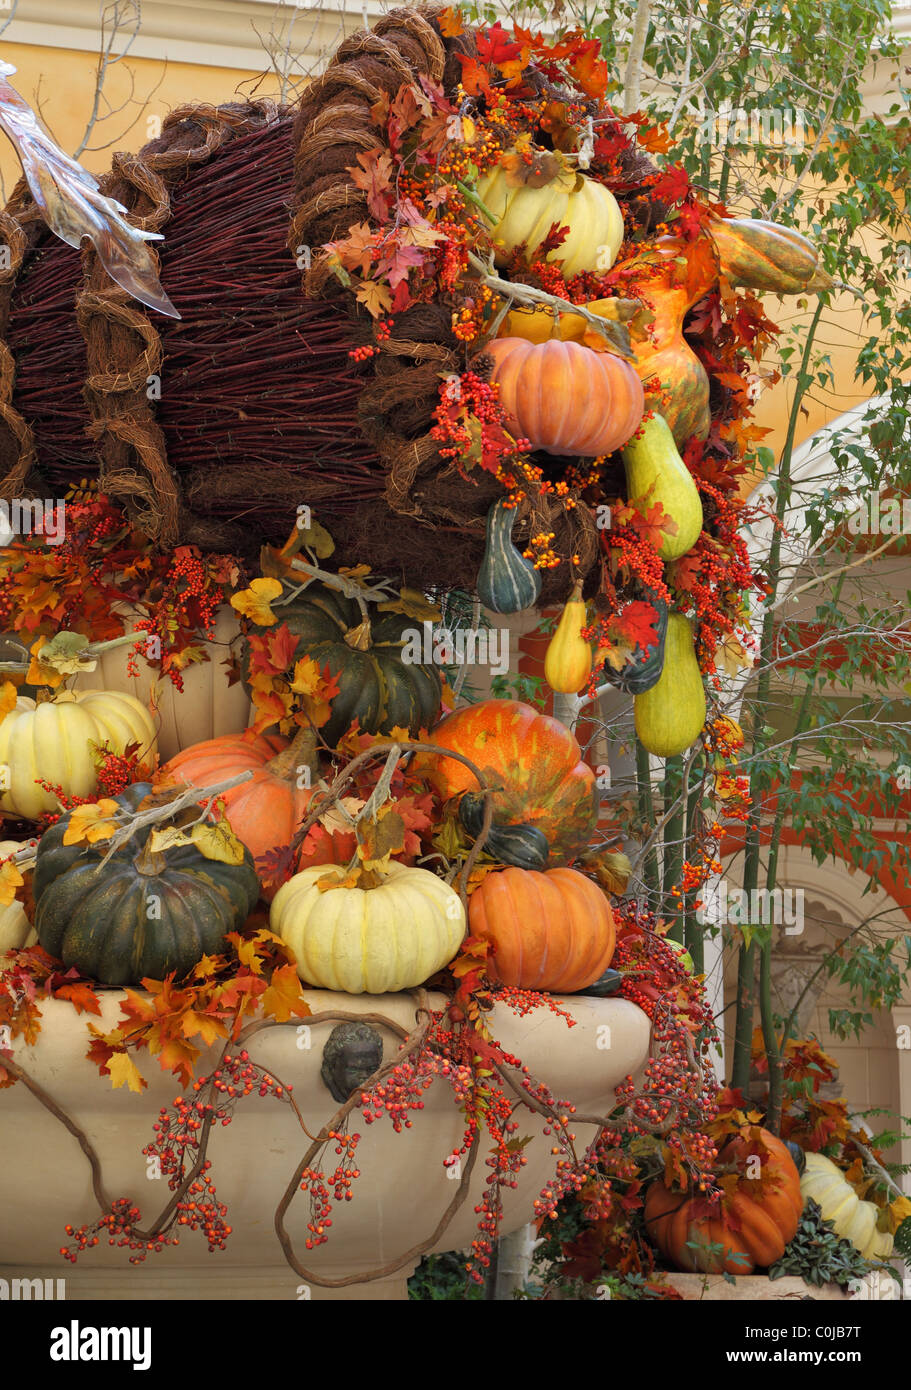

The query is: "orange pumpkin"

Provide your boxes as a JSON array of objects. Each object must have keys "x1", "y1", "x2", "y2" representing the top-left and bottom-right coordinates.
[
  {"x1": 468, "y1": 865, "x2": 616, "y2": 993},
  {"x1": 644, "y1": 1128, "x2": 803, "y2": 1274},
  {"x1": 159, "y1": 725, "x2": 347, "y2": 898},
  {"x1": 484, "y1": 337, "x2": 644, "y2": 457},
  {"x1": 415, "y1": 699, "x2": 598, "y2": 865}
]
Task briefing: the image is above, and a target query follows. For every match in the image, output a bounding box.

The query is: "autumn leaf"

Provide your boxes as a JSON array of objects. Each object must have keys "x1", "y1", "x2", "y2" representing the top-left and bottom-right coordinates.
[
  {"x1": 715, "y1": 632, "x2": 754, "y2": 677},
  {"x1": 261, "y1": 963, "x2": 311, "y2": 1023},
  {"x1": 34, "y1": 631, "x2": 98, "y2": 678},
  {"x1": 51, "y1": 980, "x2": 102, "y2": 1016},
  {"x1": 179, "y1": 1009, "x2": 229, "y2": 1047},
  {"x1": 148, "y1": 825, "x2": 192, "y2": 855},
  {"x1": 0, "y1": 679, "x2": 18, "y2": 720},
  {"x1": 437, "y1": 5, "x2": 464, "y2": 36},
  {"x1": 358, "y1": 807, "x2": 407, "y2": 871},
  {"x1": 106, "y1": 1050, "x2": 148, "y2": 1094},
  {"x1": 349, "y1": 149, "x2": 395, "y2": 222},
  {"x1": 290, "y1": 656, "x2": 341, "y2": 729},
  {"x1": 0, "y1": 857, "x2": 23, "y2": 907},
  {"x1": 355, "y1": 278, "x2": 394, "y2": 318},
  {"x1": 377, "y1": 587, "x2": 442, "y2": 622},
  {"x1": 230, "y1": 577, "x2": 283, "y2": 627},
  {"x1": 326, "y1": 222, "x2": 376, "y2": 278},
  {"x1": 62, "y1": 799, "x2": 121, "y2": 846}
]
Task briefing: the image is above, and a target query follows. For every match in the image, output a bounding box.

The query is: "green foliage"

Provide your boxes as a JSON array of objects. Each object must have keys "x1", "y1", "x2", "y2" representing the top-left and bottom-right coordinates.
[
  {"x1": 768, "y1": 1199, "x2": 877, "y2": 1287},
  {"x1": 407, "y1": 1250, "x2": 484, "y2": 1300},
  {"x1": 490, "y1": 671, "x2": 549, "y2": 707}
]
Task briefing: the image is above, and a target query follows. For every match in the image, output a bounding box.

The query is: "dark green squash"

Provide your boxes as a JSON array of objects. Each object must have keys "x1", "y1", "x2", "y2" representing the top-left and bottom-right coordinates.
[
  {"x1": 476, "y1": 499, "x2": 542, "y2": 614},
  {"x1": 458, "y1": 792, "x2": 550, "y2": 870},
  {"x1": 602, "y1": 595, "x2": 668, "y2": 696},
  {"x1": 576, "y1": 966, "x2": 624, "y2": 997},
  {"x1": 34, "y1": 783, "x2": 261, "y2": 986},
  {"x1": 785, "y1": 1141, "x2": 807, "y2": 1176},
  {"x1": 243, "y1": 581, "x2": 442, "y2": 747}
]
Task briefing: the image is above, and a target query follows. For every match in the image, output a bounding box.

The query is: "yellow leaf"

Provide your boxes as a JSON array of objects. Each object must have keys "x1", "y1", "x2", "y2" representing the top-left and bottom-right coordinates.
[
  {"x1": 230, "y1": 577, "x2": 283, "y2": 627},
  {"x1": 358, "y1": 807, "x2": 406, "y2": 872},
  {"x1": 290, "y1": 655, "x2": 323, "y2": 697},
  {"x1": 62, "y1": 799, "x2": 121, "y2": 846},
  {"x1": 191, "y1": 819, "x2": 246, "y2": 866},
  {"x1": 0, "y1": 857, "x2": 23, "y2": 907},
  {"x1": 106, "y1": 1051, "x2": 147, "y2": 1093},
  {"x1": 0, "y1": 679, "x2": 19, "y2": 720},
  {"x1": 261, "y1": 963, "x2": 312, "y2": 1023},
  {"x1": 355, "y1": 279, "x2": 393, "y2": 318}
]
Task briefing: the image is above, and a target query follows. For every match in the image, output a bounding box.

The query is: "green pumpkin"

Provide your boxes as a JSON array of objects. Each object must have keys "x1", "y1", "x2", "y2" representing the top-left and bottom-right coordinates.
[
  {"x1": 603, "y1": 596, "x2": 668, "y2": 696},
  {"x1": 458, "y1": 792, "x2": 550, "y2": 869},
  {"x1": 34, "y1": 783, "x2": 261, "y2": 986},
  {"x1": 244, "y1": 582, "x2": 442, "y2": 747},
  {"x1": 476, "y1": 499, "x2": 542, "y2": 615}
]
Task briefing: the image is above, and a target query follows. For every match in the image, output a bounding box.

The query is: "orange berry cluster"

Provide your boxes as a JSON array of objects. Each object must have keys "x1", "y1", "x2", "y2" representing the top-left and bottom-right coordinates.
[{"x1": 299, "y1": 1130, "x2": 361, "y2": 1250}]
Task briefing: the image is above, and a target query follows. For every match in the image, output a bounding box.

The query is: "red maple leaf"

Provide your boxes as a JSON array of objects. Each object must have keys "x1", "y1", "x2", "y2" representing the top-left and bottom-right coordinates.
[
  {"x1": 651, "y1": 164, "x2": 690, "y2": 207},
  {"x1": 612, "y1": 600, "x2": 660, "y2": 652}
]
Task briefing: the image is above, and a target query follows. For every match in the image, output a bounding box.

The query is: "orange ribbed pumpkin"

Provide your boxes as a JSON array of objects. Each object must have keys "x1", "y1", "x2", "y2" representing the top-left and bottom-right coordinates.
[
  {"x1": 644, "y1": 1128, "x2": 803, "y2": 1274},
  {"x1": 468, "y1": 866, "x2": 616, "y2": 993},
  {"x1": 484, "y1": 337, "x2": 644, "y2": 457},
  {"x1": 415, "y1": 700, "x2": 597, "y2": 865},
  {"x1": 159, "y1": 726, "x2": 346, "y2": 898}
]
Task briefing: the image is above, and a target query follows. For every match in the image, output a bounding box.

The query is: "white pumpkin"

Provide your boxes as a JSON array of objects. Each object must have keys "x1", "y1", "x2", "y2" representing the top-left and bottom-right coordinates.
[
  {"x1": 800, "y1": 1152, "x2": 894, "y2": 1259},
  {"x1": 0, "y1": 838, "x2": 37, "y2": 952},
  {"x1": 73, "y1": 602, "x2": 252, "y2": 762},
  {"x1": 270, "y1": 861, "x2": 466, "y2": 995},
  {"x1": 0, "y1": 690, "x2": 158, "y2": 820},
  {"x1": 476, "y1": 162, "x2": 624, "y2": 278}
]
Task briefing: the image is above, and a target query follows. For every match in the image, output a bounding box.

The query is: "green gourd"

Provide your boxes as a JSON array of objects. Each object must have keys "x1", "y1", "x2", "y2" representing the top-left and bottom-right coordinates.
[
  {"x1": 34, "y1": 783, "x2": 261, "y2": 986},
  {"x1": 476, "y1": 499, "x2": 542, "y2": 614},
  {"x1": 634, "y1": 614, "x2": 706, "y2": 757},
  {"x1": 621, "y1": 413, "x2": 703, "y2": 561},
  {"x1": 603, "y1": 595, "x2": 668, "y2": 696},
  {"x1": 458, "y1": 792, "x2": 550, "y2": 870}
]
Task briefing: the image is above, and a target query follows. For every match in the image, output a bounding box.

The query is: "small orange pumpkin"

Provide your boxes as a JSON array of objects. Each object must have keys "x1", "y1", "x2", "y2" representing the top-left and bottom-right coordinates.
[
  {"x1": 644, "y1": 1127, "x2": 803, "y2": 1274},
  {"x1": 484, "y1": 337, "x2": 644, "y2": 457},
  {"x1": 159, "y1": 725, "x2": 347, "y2": 898},
  {"x1": 468, "y1": 865, "x2": 616, "y2": 993}
]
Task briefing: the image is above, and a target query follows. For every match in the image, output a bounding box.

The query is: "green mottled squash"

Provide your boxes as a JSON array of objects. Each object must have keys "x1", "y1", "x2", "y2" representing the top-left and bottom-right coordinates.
[
  {"x1": 476, "y1": 499, "x2": 542, "y2": 615},
  {"x1": 33, "y1": 783, "x2": 261, "y2": 985},
  {"x1": 458, "y1": 793, "x2": 550, "y2": 870},
  {"x1": 243, "y1": 581, "x2": 442, "y2": 747},
  {"x1": 603, "y1": 596, "x2": 668, "y2": 696},
  {"x1": 634, "y1": 614, "x2": 706, "y2": 757},
  {"x1": 621, "y1": 413, "x2": 703, "y2": 561}
]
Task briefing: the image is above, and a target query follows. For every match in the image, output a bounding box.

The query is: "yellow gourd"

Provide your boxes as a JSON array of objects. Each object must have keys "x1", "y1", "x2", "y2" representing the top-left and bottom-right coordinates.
[
  {"x1": 544, "y1": 582, "x2": 592, "y2": 694},
  {"x1": 634, "y1": 614, "x2": 706, "y2": 758},
  {"x1": 800, "y1": 1153, "x2": 894, "y2": 1260},
  {"x1": 270, "y1": 861, "x2": 466, "y2": 995},
  {"x1": 621, "y1": 413, "x2": 704, "y2": 561}
]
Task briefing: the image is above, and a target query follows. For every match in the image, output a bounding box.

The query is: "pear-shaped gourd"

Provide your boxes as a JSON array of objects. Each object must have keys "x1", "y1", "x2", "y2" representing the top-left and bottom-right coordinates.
[
  {"x1": 621, "y1": 413, "x2": 703, "y2": 561},
  {"x1": 800, "y1": 1153, "x2": 894, "y2": 1260},
  {"x1": 634, "y1": 614, "x2": 706, "y2": 757},
  {"x1": 476, "y1": 499, "x2": 542, "y2": 614},
  {"x1": 544, "y1": 582, "x2": 592, "y2": 694}
]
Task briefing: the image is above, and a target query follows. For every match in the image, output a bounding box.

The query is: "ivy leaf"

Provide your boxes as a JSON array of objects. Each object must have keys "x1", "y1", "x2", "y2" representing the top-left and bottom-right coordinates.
[
  {"x1": 191, "y1": 819, "x2": 246, "y2": 867},
  {"x1": 230, "y1": 577, "x2": 283, "y2": 627},
  {"x1": 62, "y1": 799, "x2": 121, "y2": 846}
]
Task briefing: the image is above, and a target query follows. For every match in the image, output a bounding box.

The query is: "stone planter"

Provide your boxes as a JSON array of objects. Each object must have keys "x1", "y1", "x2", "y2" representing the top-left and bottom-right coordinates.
[
  {"x1": 664, "y1": 1273, "x2": 856, "y2": 1301},
  {"x1": 1, "y1": 988, "x2": 650, "y2": 1301}
]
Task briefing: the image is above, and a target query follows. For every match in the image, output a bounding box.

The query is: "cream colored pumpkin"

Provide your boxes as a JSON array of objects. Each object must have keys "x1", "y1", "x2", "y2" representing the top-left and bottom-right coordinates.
[
  {"x1": 476, "y1": 162, "x2": 624, "y2": 278},
  {"x1": 0, "y1": 839, "x2": 37, "y2": 952},
  {"x1": 0, "y1": 691, "x2": 158, "y2": 820},
  {"x1": 800, "y1": 1152, "x2": 894, "y2": 1259},
  {"x1": 73, "y1": 603, "x2": 252, "y2": 762},
  {"x1": 270, "y1": 862, "x2": 466, "y2": 995}
]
